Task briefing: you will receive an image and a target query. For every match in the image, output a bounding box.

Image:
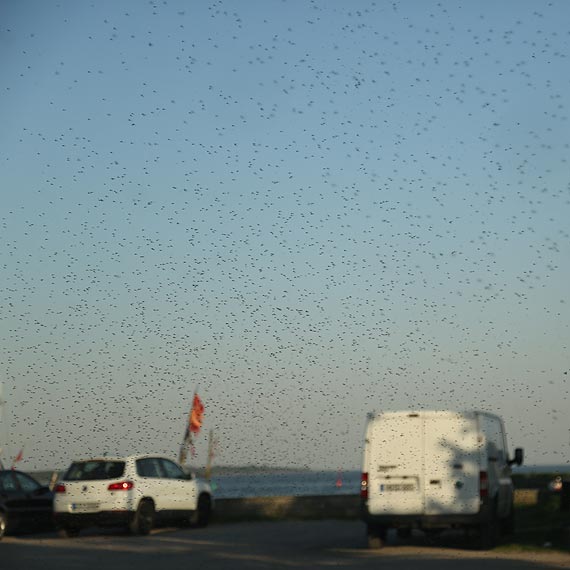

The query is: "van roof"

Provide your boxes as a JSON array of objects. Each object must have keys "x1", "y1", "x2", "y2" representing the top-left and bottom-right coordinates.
[{"x1": 367, "y1": 410, "x2": 502, "y2": 421}]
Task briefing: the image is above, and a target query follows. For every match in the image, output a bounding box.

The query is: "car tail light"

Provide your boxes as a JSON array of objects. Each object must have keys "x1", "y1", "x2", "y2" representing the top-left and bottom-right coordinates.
[
  {"x1": 108, "y1": 481, "x2": 134, "y2": 491},
  {"x1": 479, "y1": 471, "x2": 488, "y2": 499},
  {"x1": 360, "y1": 472, "x2": 369, "y2": 500},
  {"x1": 54, "y1": 483, "x2": 66, "y2": 493}
]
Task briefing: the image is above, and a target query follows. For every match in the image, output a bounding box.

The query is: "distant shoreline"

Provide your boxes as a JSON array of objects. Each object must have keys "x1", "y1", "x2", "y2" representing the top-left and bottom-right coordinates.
[
  {"x1": 27, "y1": 463, "x2": 570, "y2": 482},
  {"x1": 28, "y1": 464, "x2": 315, "y2": 483}
]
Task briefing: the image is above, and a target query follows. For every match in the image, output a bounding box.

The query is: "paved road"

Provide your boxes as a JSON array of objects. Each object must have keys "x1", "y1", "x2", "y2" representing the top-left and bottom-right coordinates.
[{"x1": 2, "y1": 521, "x2": 569, "y2": 569}]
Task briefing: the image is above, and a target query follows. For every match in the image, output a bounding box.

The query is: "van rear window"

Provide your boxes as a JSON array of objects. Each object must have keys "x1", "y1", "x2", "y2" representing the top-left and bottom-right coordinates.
[{"x1": 64, "y1": 461, "x2": 125, "y2": 481}]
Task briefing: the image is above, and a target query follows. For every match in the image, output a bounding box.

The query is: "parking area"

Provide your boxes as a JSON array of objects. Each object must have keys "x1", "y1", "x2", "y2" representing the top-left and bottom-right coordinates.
[{"x1": 2, "y1": 520, "x2": 570, "y2": 570}]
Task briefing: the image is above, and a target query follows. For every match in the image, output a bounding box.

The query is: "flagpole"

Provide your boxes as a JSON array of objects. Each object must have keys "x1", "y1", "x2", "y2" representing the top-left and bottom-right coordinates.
[
  {"x1": 204, "y1": 429, "x2": 215, "y2": 481},
  {"x1": 0, "y1": 383, "x2": 6, "y2": 470},
  {"x1": 11, "y1": 446, "x2": 24, "y2": 470},
  {"x1": 178, "y1": 426, "x2": 189, "y2": 466},
  {"x1": 0, "y1": 383, "x2": 5, "y2": 419}
]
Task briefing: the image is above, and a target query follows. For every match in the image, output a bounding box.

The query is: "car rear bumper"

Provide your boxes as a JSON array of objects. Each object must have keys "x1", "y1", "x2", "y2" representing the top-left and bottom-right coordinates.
[{"x1": 54, "y1": 510, "x2": 133, "y2": 528}]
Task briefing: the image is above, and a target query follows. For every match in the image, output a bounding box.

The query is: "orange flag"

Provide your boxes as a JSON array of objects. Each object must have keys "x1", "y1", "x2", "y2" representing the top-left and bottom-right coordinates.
[{"x1": 189, "y1": 394, "x2": 204, "y2": 435}]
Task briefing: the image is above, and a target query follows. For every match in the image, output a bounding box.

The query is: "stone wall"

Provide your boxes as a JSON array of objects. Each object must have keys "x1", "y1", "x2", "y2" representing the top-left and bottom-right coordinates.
[
  {"x1": 213, "y1": 494, "x2": 360, "y2": 522},
  {"x1": 213, "y1": 490, "x2": 548, "y2": 522}
]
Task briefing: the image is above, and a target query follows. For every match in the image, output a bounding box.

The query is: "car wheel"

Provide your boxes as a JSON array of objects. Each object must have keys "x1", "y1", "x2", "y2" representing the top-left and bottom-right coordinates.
[
  {"x1": 0, "y1": 512, "x2": 7, "y2": 540},
  {"x1": 190, "y1": 494, "x2": 211, "y2": 528},
  {"x1": 367, "y1": 524, "x2": 387, "y2": 549},
  {"x1": 58, "y1": 526, "x2": 81, "y2": 538},
  {"x1": 129, "y1": 500, "x2": 155, "y2": 535}
]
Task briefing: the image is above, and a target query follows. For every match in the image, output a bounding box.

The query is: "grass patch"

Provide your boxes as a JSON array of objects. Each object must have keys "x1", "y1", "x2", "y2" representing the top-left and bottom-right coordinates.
[{"x1": 499, "y1": 495, "x2": 570, "y2": 553}]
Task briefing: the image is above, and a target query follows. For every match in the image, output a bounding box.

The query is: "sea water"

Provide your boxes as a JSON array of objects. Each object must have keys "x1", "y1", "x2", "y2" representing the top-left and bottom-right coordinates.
[
  {"x1": 210, "y1": 470, "x2": 361, "y2": 499},
  {"x1": 30, "y1": 464, "x2": 569, "y2": 499},
  {"x1": 209, "y1": 464, "x2": 570, "y2": 499}
]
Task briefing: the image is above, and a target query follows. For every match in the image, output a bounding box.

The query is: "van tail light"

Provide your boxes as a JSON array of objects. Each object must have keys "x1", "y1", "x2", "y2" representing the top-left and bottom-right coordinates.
[
  {"x1": 54, "y1": 483, "x2": 66, "y2": 493},
  {"x1": 108, "y1": 481, "x2": 134, "y2": 491},
  {"x1": 360, "y1": 472, "x2": 369, "y2": 500},
  {"x1": 479, "y1": 471, "x2": 488, "y2": 499}
]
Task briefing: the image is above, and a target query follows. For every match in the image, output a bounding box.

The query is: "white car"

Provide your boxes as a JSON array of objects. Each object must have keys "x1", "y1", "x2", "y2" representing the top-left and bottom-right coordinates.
[{"x1": 53, "y1": 455, "x2": 213, "y2": 537}]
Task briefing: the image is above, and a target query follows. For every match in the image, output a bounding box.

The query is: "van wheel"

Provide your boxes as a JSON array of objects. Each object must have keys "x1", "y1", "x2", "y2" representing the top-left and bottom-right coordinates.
[
  {"x1": 500, "y1": 502, "x2": 515, "y2": 536},
  {"x1": 190, "y1": 494, "x2": 211, "y2": 528},
  {"x1": 58, "y1": 526, "x2": 81, "y2": 538},
  {"x1": 477, "y1": 507, "x2": 500, "y2": 550},
  {"x1": 424, "y1": 529, "x2": 441, "y2": 545},
  {"x1": 129, "y1": 500, "x2": 155, "y2": 535},
  {"x1": 367, "y1": 525, "x2": 387, "y2": 549},
  {"x1": 397, "y1": 527, "x2": 412, "y2": 540}
]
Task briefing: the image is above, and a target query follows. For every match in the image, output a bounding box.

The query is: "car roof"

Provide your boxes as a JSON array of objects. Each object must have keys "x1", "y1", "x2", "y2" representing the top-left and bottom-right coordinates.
[
  {"x1": 68, "y1": 455, "x2": 176, "y2": 463},
  {"x1": 0, "y1": 469, "x2": 42, "y2": 481}
]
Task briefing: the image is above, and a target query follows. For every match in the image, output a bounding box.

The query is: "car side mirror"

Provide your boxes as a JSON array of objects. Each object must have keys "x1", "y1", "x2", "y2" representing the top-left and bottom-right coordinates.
[{"x1": 509, "y1": 447, "x2": 523, "y2": 466}]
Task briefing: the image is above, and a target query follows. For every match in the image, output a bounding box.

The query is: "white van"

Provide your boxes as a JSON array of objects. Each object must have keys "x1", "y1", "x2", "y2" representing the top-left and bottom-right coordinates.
[{"x1": 360, "y1": 410, "x2": 523, "y2": 549}]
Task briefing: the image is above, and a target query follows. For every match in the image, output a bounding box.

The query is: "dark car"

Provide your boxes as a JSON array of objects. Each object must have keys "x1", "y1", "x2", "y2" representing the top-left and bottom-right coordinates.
[{"x1": 0, "y1": 470, "x2": 54, "y2": 539}]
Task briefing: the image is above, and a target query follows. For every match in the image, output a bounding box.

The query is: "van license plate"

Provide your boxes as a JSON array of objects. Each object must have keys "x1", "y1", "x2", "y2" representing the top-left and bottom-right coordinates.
[{"x1": 384, "y1": 483, "x2": 415, "y2": 492}]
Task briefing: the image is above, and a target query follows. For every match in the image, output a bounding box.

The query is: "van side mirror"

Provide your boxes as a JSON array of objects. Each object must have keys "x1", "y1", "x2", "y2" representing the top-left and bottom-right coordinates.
[{"x1": 509, "y1": 447, "x2": 523, "y2": 466}]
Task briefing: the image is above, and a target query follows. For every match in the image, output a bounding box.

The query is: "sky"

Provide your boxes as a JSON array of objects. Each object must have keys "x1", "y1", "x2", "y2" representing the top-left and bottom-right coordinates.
[{"x1": 0, "y1": 0, "x2": 569, "y2": 471}]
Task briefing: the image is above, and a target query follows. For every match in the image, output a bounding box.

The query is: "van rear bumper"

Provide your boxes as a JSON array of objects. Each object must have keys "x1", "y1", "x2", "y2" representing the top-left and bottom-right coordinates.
[{"x1": 361, "y1": 502, "x2": 491, "y2": 529}]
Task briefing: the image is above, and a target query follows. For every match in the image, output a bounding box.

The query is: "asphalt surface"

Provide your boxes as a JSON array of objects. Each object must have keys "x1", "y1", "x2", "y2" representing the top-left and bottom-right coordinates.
[{"x1": 2, "y1": 520, "x2": 569, "y2": 570}]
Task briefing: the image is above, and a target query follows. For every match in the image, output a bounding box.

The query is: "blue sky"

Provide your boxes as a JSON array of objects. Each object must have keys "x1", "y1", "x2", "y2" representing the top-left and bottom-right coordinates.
[{"x1": 1, "y1": 0, "x2": 569, "y2": 470}]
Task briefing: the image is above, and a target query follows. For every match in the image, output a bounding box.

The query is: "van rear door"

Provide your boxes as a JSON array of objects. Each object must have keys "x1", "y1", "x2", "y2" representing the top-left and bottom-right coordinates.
[
  {"x1": 367, "y1": 413, "x2": 424, "y2": 515},
  {"x1": 423, "y1": 412, "x2": 480, "y2": 515}
]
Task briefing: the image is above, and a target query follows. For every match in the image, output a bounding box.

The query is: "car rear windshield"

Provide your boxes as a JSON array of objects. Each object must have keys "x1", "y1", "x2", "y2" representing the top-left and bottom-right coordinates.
[{"x1": 64, "y1": 461, "x2": 125, "y2": 481}]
